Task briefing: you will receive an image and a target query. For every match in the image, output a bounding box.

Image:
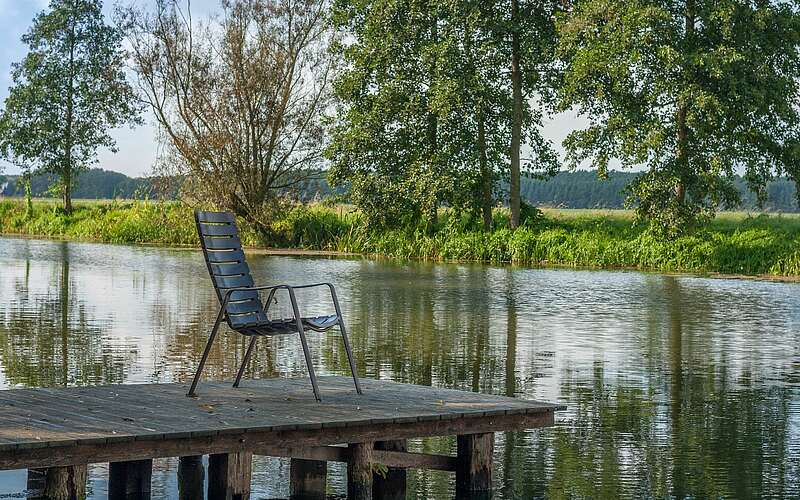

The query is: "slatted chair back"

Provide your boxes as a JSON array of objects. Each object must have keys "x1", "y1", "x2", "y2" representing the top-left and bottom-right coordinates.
[{"x1": 195, "y1": 210, "x2": 268, "y2": 329}]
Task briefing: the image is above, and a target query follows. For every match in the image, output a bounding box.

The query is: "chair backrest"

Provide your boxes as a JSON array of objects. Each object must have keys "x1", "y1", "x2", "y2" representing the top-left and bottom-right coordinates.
[{"x1": 195, "y1": 210, "x2": 268, "y2": 329}]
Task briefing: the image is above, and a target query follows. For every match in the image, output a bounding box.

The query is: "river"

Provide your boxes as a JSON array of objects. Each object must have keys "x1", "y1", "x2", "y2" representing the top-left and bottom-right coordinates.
[{"x1": 0, "y1": 236, "x2": 798, "y2": 498}]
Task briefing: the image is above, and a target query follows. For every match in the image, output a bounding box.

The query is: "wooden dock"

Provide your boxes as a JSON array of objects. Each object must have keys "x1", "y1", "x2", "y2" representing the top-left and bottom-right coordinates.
[{"x1": 0, "y1": 376, "x2": 563, "y2": 500}]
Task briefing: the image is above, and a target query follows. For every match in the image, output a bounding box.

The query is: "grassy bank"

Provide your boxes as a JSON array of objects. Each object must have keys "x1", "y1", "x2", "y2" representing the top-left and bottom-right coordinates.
[{"x1": 2, "y1": 198, "x2": 800, "y2": 276}]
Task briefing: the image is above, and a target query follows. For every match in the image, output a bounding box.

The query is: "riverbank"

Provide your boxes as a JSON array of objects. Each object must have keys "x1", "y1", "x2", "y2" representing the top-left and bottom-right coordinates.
[{"x1": 2, "y1": 198, "x2": 800, "y2": 277}]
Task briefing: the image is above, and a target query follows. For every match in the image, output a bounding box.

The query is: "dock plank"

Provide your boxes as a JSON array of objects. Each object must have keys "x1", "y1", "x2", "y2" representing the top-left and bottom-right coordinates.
[{"x1": 0, "y1": 377, "x2": 563, "y2": 470}]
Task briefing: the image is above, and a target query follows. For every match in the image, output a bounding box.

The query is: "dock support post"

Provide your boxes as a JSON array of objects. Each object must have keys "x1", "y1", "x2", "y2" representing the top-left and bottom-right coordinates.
[
  {"x1": 289, "y1": 458, "x2": 327, "y2": 500},
  {"x1": 27, "y1": 467, "x2": 46, "y2": 497},
  {"x1": 177, "y1": 456, "x2": 205, "y2": 500},
  {"x1": 109, "y1": 460, "x2": 152, "y2": 500},
  {"x1": 372, "y1": 440, "x2": 406, "y2": 500},
  {"x1": 456, "y1": 433, "x2": 494, "y2": 499},
  {"x1": 27, "y1": 466, "x2": 87, "y2": 500},
  {"x1": 208, "y1": 451, "x2": 252, "y2": 500},
  {"x1": 347, "y1": 442, "x2": 373, "y2": 500}
]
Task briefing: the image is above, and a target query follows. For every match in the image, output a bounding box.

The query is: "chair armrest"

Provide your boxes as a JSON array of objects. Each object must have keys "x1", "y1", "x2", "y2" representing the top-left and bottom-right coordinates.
[
  {"x1": 288, "y1": 282, "x2": 335, "y2": 291},
  {"x1": 284, "y1": 283, "x2": 344, "y2": 319},
  {"x1": 221, "y1": 284, "x2": 293, "y2": 307},
  {"x1": 222, "y1": 283, "x2": 343, "y2": 323}
]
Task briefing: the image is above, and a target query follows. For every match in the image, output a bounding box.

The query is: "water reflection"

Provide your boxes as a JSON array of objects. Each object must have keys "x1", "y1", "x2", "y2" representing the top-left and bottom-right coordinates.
[{"x1": 0, "y1": 236, "x2": 799, "y2": 498}]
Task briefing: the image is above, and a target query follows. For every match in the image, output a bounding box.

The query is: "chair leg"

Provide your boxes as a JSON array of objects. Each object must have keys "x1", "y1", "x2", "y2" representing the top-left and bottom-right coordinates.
[
  {"x1": 297, "y1": 328, "x2": 322, "y2": 402},
  {"x1": 329, "y1": 287, "x2": 363, "y2": 395},
  {"x1": 338, "y1": 319, "x2": 363, "y2": 395},
  {"x1": 288, "y1": 288, "x2": 322, "y2": 402},
  {"x1": 233, "y1": 336, "x2": 258, "y2": 388},
  {"x1": 187, "y1": 305, "x2": 225, "y2": 397}
]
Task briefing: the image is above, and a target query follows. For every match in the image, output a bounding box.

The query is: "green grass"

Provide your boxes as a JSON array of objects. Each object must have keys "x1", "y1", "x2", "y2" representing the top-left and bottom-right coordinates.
[
  {"x1": 0, "y1": 199, "x2": 258, "y2": 247},
  {"x1": 2, "y1": 198, "x2": 800, "y2": 277}
]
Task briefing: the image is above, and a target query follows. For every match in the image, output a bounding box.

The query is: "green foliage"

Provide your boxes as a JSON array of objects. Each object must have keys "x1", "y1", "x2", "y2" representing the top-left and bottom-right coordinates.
[
  {"x1": 556, "y1": 0, "x2": 800, "y2": 236},
  {"x1": 3, "y1": 200, "x2": 800, "y2": 277},
  {"x1": 328, "y1": 0, "x2": 560, "y2": 229},
  {"x1": 0, "y1": 0, "x2": 140, "y2": 213}
]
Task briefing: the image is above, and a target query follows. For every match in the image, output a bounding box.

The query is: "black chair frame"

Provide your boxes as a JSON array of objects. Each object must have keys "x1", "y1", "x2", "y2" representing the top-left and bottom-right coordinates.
[{"x1": 187, "y1": 210, "x2": 362, "y2": 401}]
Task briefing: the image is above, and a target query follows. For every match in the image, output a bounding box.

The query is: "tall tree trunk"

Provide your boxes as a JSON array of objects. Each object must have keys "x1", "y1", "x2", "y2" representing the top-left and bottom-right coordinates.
[
  {"x1": 63, "y1": 167, "x2": 72, "y2": 214},
  {"x1": 675, "y1": 105, "x2": 688, "y2": 204},
  {"x1": 675, "y1": 0, "x2": 695, "y2": 205},
  {"x1": 63, "y1": 3, "x2": 76, "y2": 215},
  {"x1": 24, "y1": 171, "x2": 33, "y2": 218},
  {"x1": 426, "y1": 9, "x2": 439, "y2": 231},
  {"x1": 478, "y1": 106, "x2": 493, "y2": 231},
  {"x1": 510, "y1": 0, "x2": 523, "y2": 229}
]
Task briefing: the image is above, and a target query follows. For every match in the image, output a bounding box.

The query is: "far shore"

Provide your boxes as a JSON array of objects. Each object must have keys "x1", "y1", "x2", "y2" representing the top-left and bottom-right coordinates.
[{"x1": 3, "y1": 230, "x2": 800, "y2": 285}]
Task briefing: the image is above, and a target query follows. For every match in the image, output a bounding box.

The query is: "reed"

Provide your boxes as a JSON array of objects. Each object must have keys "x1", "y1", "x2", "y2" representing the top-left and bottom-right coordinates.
[{"x1": 2, "y1": 199, "x2": 799, "y2": 276}]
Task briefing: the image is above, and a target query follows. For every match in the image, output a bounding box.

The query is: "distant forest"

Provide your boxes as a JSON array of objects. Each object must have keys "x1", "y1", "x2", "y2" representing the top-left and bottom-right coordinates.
[{"x1": 1, "y1": 168, "x2": 798, "y2": 212}]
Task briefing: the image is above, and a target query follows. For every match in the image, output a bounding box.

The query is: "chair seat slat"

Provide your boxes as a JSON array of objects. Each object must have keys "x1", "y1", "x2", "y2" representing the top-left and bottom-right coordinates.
[
  {"x1": 209, "y1": 262, "x2": 250, "y2": 277},
  {"x1": 198, "y1": 223, "x2": 238, "y2": 237},
  {"x1": 229, "y1": 311, "x2": 269, "y2": 328},
  {"x1": 205, "y1": 249, "x2": 245, "y2": 264},
  {"x1": 203, "y1": 235, "x2": 242, "y2": 250},
  {"x1": 196, "y1": 211, "x2": 236, "y2": 223},
  {"x1": 224, "y1": 299, "x2": 263, "y2": 315},
  {"x1": 214, "y1": 274, "x2": 254, "y2": 290},
  {"x1": 218, "y1": 288, "x2": 260, "y2": 302}
]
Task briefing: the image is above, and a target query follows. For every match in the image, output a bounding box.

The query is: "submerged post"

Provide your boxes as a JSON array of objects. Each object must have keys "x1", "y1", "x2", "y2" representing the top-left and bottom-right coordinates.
[
  {"x1": 289, "y1": 458, "x2": 327, "y2": 500},
  {"x1": 347, "y1": 442, "x2": 374, "y2": 500},
  {"x1": 208, "y1": 452, "x2": 252, "y2": 500},
  {"x1": 108, "y1": 460, "x2": 152, "y2": 500},
  {"x1": 456, "y1": 433, "x2": 494, "y2": 499},
  {"x1": 177, "y1": 455, "x2": 204, "y2": 500},
  {"x1": 373, "y1": 440, "x2": 407, "y2": 500}
]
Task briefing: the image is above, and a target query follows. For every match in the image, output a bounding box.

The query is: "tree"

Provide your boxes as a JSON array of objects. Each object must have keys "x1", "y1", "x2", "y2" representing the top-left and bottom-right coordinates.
[
  {"x1": 328, "y1": 0, "x2": 559, "y2": 231},
  {"x1": 328, "y1": 0, "x2": 453, "y2": 229},
  {"x1": 0, "y1": 0, "x2": 140, "y2": 214},
  {"x1": 557, "y1": 0, "x2": 800, "y2": 236},
  {"x1": 504, "y1": 0, "x2": 561, "y2": 228},
  {"x1": 122, "y1": 0, "x2": 333, "y2": 232}
]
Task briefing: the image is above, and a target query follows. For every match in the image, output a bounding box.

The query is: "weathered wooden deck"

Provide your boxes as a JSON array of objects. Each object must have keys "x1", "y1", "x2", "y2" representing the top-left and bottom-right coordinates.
[{"x1": 1, "y1": 377, "x2": 563, "y2": 499}]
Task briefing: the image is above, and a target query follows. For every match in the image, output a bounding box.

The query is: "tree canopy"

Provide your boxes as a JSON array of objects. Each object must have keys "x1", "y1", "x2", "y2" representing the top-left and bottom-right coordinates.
[
  {"x1": 327, "y1": 0, "x2": 559, "y2": 230},
  {"x1": 556, "y1": 0, "x2": 800, "y2": 235}
]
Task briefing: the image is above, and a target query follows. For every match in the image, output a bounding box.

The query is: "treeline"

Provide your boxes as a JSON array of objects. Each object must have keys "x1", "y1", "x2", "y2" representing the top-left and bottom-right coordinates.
[
  {"x1": 0, "y1": 169, "x2": 175, "y2": 199},
  {"x1": 522, "y1": 171, "x2": 800, "y2": 212},
  {"x1": 3, "y1": 167, "x2": 798, "y2": 213}
]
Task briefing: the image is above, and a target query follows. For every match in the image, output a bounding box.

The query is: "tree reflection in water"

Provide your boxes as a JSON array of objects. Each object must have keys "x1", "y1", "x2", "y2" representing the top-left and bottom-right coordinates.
[{"x1": 0, "y1": 242, "x2": 132, "y2": 387}]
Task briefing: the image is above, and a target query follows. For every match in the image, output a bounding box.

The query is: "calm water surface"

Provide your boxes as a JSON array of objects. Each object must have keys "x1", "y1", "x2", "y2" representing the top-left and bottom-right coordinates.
[{"x1": 0, "y1": 236, "x2": 799, "y2": 499}]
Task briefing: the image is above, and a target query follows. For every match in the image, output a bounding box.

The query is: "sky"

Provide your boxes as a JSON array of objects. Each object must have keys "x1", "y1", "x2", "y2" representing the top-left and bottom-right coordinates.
[{"x1": 0, "y1": 0, "x2": 583, "y2": 178}]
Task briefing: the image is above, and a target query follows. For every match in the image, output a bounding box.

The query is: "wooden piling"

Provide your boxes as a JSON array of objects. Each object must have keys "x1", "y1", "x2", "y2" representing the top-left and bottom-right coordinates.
[
  {"x1": 177, "y1": 455, "x2": 205, "y2": 500},
  {"x1": 108, "y1": 460, "x2": 152, "y2": 500},
  {"x1": 27, "y1": 466, "x2": 87, "y2": 500},
  {"x1": 289, "y1": 458, "x2": 327, "y2": 500},
  {"x1": 456, "y1": 433, "x2": 494, "y2": 499},
  {"x1": 373, "y1": 440, "x2": 407, "y2": 500},
  {"x1": 347, "y1": 442, "x2": 374, "y2": 500},
  {"x1": 26, "y1": 468, "x2": 46, "y2": 498},
  {"x1": 208, "y1": 451, "x2": 252, "y2": 500}
]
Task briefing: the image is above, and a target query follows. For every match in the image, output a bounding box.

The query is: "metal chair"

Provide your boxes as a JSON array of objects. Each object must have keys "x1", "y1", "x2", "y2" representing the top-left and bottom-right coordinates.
[{"x1": 187, "y1": 210, "x2": 362, "y2": 401}]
